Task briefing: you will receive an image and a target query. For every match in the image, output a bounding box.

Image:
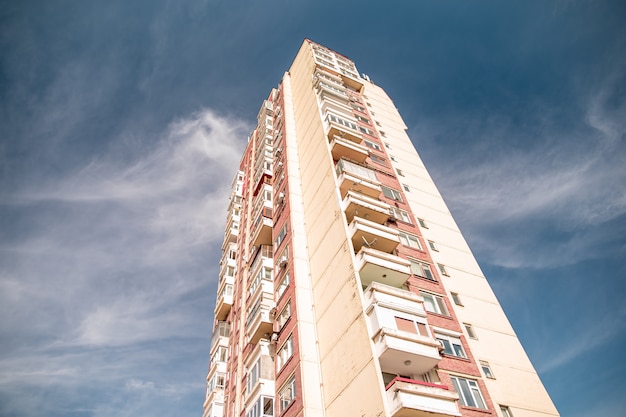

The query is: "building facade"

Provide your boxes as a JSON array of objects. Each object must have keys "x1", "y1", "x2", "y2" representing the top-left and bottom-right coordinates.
[{"x1": 203, "y1": 40, "x2": 559, "y2": 417}]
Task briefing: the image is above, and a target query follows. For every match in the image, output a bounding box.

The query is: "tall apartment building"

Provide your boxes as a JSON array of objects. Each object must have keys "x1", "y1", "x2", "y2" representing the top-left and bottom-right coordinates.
[{"x1": 203, "y1": 40, "x2": 559, "y2": 417}]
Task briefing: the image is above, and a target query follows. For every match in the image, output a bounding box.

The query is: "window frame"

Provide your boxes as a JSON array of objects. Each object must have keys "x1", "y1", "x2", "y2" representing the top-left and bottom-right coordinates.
[
  {"x1": 435, "y1": 332, "x2": 466, "y2": 358},
  {"x1": 277, "y1": 334, "x2": 294, "y2": 370},
  {"x1": 480, "y1": 360, "x2": 495, "y2": 379},
  {"x1": 390, "y1": 207, "x2": 412, "y2": 224},
  {"x1": 450, "y1": 376, "x2": 487, "y2": 409},
  {"x1": 464, "y1": 323, "x2": 478, "y2": 339},
  {"x1": 278, "y1": 374, "x2": 297, "y2": 412},
  {"x1": 411, "y1": 260, "x2": 435, "y2": 281},
  {"x1": 399, "y1": 232, "x2": 422, "y2": 249},
  {"x1": 420, "y1": 291, "x2": 449, "y2": 315},
  {"x1": 381, "y1": 185, "x2": 403, "y2": 202}
]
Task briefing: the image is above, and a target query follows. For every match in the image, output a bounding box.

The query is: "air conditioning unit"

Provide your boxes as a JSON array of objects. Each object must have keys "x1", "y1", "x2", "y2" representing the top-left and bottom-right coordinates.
[
  {"x1": 277, "y1": 192, "x2": 285, "y2": 204},
  {"x1": 278, "y1": 257, "x2": 288, "y2": 268}
]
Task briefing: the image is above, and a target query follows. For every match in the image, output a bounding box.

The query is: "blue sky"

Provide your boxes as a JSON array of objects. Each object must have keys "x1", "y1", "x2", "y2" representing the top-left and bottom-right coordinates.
[{"x1": 1, "y1": 1, "x2": 624, "y2": 416}]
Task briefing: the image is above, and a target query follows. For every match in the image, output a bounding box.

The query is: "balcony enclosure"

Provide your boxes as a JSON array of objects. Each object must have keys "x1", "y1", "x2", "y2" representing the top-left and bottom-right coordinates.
[
  {"x1": 246, "y1": 288, "x2": 274, "y2": 344},
  {"x1": 349, "y1": 216, "x2": 400, "y2": 254},
  {"x1": 365, "y1": 283, "x2": 442, "y2": 376},
  {"x1": 330, "y1": 136, "x2": 369, "y2": 163},
  {"x1": 336, "y1": 159, "x2": 381, "y2": 198},
  {"x1": 210, "y1": 321, "x2": 230, "y2": 356},
  {"x1": 342, "y1": 191, "x2": 391, "y2": 224},
  {"x1": 214, "y1": 277, "x2": 234, "y2": 321},
  {"x1": 324, "y1": 112, "x2": 362, "y2": 144},
  {"x1": 385, "y1": 377, "x2": 460, "y2": 417},
  {"x1": 356, "y1": 247, "x2": 412, "y2": 288}
]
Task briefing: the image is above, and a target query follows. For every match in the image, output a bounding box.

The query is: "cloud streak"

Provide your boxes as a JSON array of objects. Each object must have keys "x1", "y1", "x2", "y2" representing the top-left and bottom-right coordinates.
[
  {"x1": 0, "y1": 108, "x2": 249, "y2": 416},
  {"x1": 419, "y1": 67, "x2": 626, "y2": 269}
]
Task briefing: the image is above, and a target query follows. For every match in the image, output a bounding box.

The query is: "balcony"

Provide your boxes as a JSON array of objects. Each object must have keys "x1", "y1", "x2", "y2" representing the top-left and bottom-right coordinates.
[
  {"x1": 325, "y1": 112, "x2": 362, "y2": 144},
  {"x1": 223, "y1": 218, "x2": 239, "y2": 248},
  {"x1": 373, "y1": 327, "x2": 442, "y2": 376},
  {"x1": 214, "y1": 278, "x2": 234, "y2": 321},
  {"x1": 251, "y1": 207, "x2": 273, "y2": 246},
  {"x1": 210, "y1": 321, "x2": 230, "y2": 355},
  {"x1": 385, "y1": 377, "x2": 460, "y2": 417},
  {"x1": 349, "y1": 216, "x2": 400, "y2": 254},
  {"x1": 246, "y1": 292, "x2": 274, "y2": 344},
  {"x1": 330, "y1": 136, "x2": 369, "y2": 163},
  {"x1": 336, "y1": 159, "x2": 381, "y2": 199},
  {"x1": 355, "y1": 247, "x2": 411, "y2": 288},
  {"x1": 342, "y1": 191, "x2": 391, "y2": 224},
  {"x1": 365, "y1": 283, "x2": 440, "y2": 374}
]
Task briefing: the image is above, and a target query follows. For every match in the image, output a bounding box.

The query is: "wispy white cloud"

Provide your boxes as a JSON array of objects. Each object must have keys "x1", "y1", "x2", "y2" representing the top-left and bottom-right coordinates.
[
  {"x1": 0, "y1": 108, "x2": 250, "y2": 416},
  {"x1": 420, "y1": 66, "x2": 626, "y2": 269}
]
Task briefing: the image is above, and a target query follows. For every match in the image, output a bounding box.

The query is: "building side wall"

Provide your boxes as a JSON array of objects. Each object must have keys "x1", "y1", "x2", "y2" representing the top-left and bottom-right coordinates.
[
  {"x1": 361, "y1": 81, "x2": 559, "y2": 417},
  {"x1": 287, "y1": 43, "x2": 387, "y2": 417}
]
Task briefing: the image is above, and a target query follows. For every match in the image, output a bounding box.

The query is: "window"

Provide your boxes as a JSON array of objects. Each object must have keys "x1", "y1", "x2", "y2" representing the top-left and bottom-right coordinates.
[
  {"x1": 399, "y1": 232, "x2": 422, "y2": 249},
  {"x1": 402, "y1": 184, "x2": 410, "y2": 192},
  {"x1": 451, "y1": 292, "x2": 463, "y2": 306},
  {"x1": 381, "y1": 186, "x2": 402, "y2": 201},
  {"x1": 364, "y1": 139, "x2": 381, "y2": 151},
  {"x1": 211, "y1": 346, "x2": 228, "y2": 365},
  {"x1": 276, "y1": 301, "x2": 291, "y2": 331},
  {"x1": 246, "y1": 396, "x2": 274, "y2": 417},
  {"x1": 438, "y1": 263, "x2": 449, "y2": 276},
  {"x1": 428, "y1": 240, "x2": 438, "y2": 251},
  {"x1": 394, "y1": 316, "x2": 428, "y2": 336},
  {"x1": 450, "y1": 376, "x2": 487, "y2": 409},
  {"x1": 390, "y1": 207, "x2": 412, "y2": 223},
  {"x1": 278, "y1": 375, "x2": 296, "y2": 412},
  {"x1": 420, "y1": 291, "x2": 448, "y2": 315},
  {"x1": 480, "y1": 361, "x2": 495, "y2": 379},
  {"x1": 275, "y1": 224, "x2": 287, "y2": 247},
  {"x1": 411, "y1": 260, "x2": 435, "y2": 281},
  {"x1": 277, "y1": 335, "x2": 294, "y2": 370},
  {"x1": 435, "y1": 332, "x2": 466, "y2": 358},
  {"x1": 359, "y1": 126, "x2": 375, "y2": 136},
  {"x1": 384, "y1": 142, "x2": 391, "y2": 149},
  {"x1": 327, "y1": 113, "x2": 357, "y2": 131},
  {"x1": 464, "y1": 323, "x2": 478, "y2": 339},
  {"x1": 246, "y1": 359, "x2": 261, "y2": 393},
  {"x1": 390, "y1": 155, "x2": 397, "y2": 162},
  {"x1": 356, "y1": 115, "x2": 370, "y2": 124},
  {"x1": 417, "y1": 218, "x2": 428, "y2": 228},
  {"x1": 276, "y1": 272, "x2": 290, "y2": 299},
  {"x1": 500, "y1": 406, "x2": 513, "y2": 417},
  {"x1": 370, "y1": 154, "x2": 386, "y2": 166}
]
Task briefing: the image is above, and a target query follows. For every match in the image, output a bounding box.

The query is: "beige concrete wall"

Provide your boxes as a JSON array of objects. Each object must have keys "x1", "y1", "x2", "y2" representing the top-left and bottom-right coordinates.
[
  {"x1": 286, "y1": 42, "x2": 387, "y2": 417},
  {"x1": 362, "y1": 81, "x2": 559, "y2": 417}
]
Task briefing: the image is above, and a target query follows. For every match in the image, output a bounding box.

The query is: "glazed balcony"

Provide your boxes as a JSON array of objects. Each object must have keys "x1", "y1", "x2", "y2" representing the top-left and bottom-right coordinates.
[
  {"x1": 325, "y1": 112, "x2": 362, "y2": 144},
  {"x1": 214, "y1": 278, "x2": 234, "y2": 321},
  {"x1": 356, "y1": 247, "x2": 411, "y2": 288},
  {"x1": 249, "y1": 245, "x2": 273, "y2": 278},
  {"x1": 210, "y1": 321, "x2": 230, "y2": 355},
  {"x1": 385, "y1": 377, "x2": 460, "y2": 417},
  {"x1": 251, "y1": 207, "x2": 273, "y2": 246},
  {"x1": 342, "y1": 191, "x2": 391, "y2": 224},
  {"x1": 222, "y1": 217, "x2": 239, "y2": 248},
  {"x1": 246, "y1": 292, "x2": 274, "y2": 344},
  {"x1": 349, "y1": 216, "x2": 400, "y2": 254},
  {"x1": 365, "y1": 283, "x2": 440, "y2": 374},
  {"x1": 336, "y1": 159, "x2": 381, "y2": 199},
  {"x1": 330, "y1": 136, "x2": 369, "y2": 163}
]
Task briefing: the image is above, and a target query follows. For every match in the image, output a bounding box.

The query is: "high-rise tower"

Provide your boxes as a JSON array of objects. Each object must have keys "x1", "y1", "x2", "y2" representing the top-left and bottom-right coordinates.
[{"x1": 203, "y1": 40, "x2": 559, "y2": 417}]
